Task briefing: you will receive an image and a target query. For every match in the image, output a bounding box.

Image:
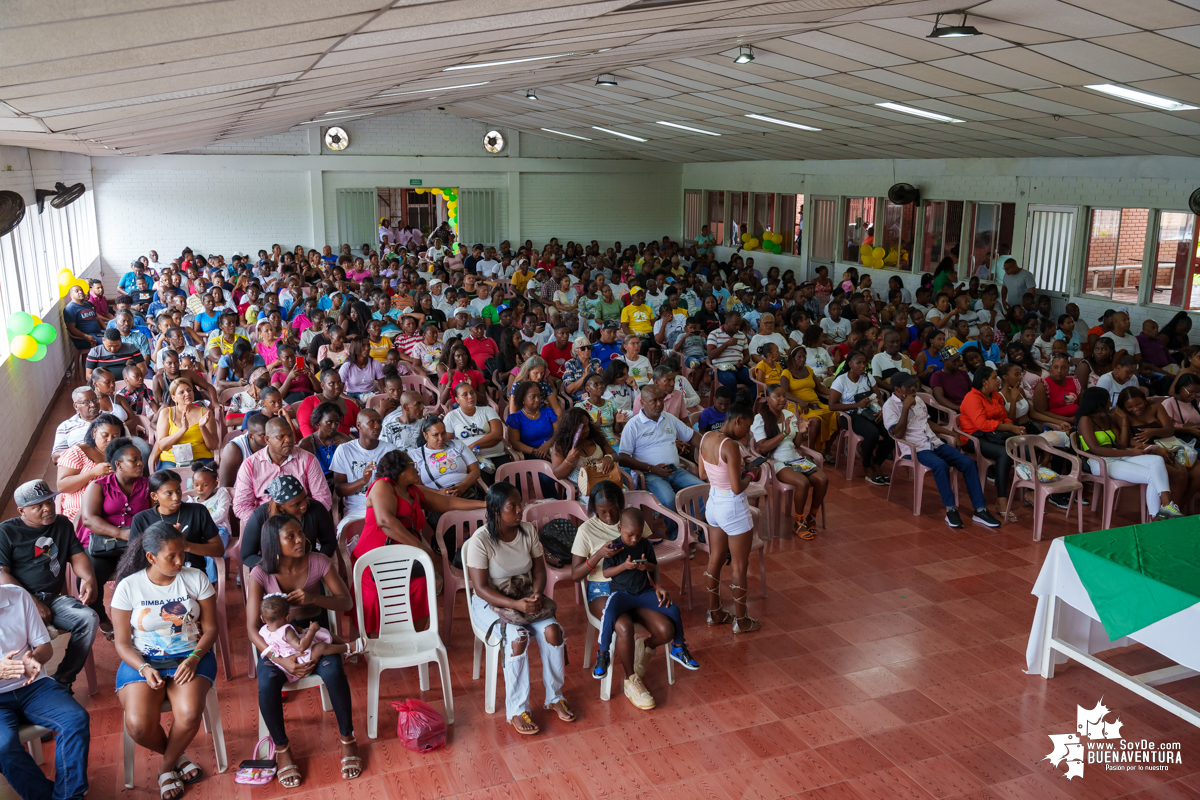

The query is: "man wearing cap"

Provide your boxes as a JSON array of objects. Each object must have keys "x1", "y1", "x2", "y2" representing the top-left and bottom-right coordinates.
[
  {"x1": 0, "y1": 479, "x2": 100, "y2": 695},
  {"x1": 562, "y1": 336, "x2": 603, "y2": 401},
  {"x1": 239, "y1": 474, "x2": 338, "y2": 570},
  {"x1": 593, "y1": 321, "x2": 623, "y2": 363},
  {"x1": 463, "y1": 316, "x2": 499, "y2": 372},
  {"x1": 929, "y1": 347, "x2": 971, "y2": 412},
  {"x1": 883, "y1": 374, "x2": 1000, "y2": 530},
  {"x1": 444, "y1": 307, "x2": 470, "y2": 346},
  {"x1": 233, "y1": 417, "x2": 332, "y2": 521}
]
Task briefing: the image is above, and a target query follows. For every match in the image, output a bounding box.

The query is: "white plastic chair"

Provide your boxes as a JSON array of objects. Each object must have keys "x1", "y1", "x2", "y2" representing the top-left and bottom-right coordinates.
[
  {"x1": 124, "y1": 687, "x2": 228, "y2": 789},
  {"x1": 467, "y1": 581, "x2": 502, "y2": 715},
  {"x1": 20, "y1": 724, "x2": 51, "y2": 765},
  {"x1": 353, "y1": 545, "x2": 454, "y2": 739}
]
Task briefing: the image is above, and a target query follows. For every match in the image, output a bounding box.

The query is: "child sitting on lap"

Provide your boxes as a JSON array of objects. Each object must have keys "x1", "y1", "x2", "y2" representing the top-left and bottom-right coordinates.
[
  {"x1": 258, "y1": 594, "x2": 364, "y2": 681},
  {"x1": 592, "y1": 508, "x2": 699, "y2": 679}
]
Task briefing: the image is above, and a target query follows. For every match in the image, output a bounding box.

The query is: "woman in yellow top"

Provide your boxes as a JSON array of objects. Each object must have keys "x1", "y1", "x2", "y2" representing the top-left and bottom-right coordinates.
[
  {"x1": 366, "y1": 319, "x2": 392, "y2": 362},
  {"x1": 152, "y1": 378, "x2": 219, "y2": 469},
  {"x1": 781, "y1": 347, "x2": 837, "y2": 459},
  {"x1": 752, "y1": 342, "x2": 784, "y2": 386}
]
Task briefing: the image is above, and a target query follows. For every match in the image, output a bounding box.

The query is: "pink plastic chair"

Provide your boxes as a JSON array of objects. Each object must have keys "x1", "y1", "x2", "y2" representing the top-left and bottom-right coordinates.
[
  {"x1": 1070, "y1": 433, "x2": 1150, "y2": 529},
  {"x1": 1006, "y1": 435, "x2": 1083, "y2": 540},
  {"x1": 835, "y1": 410, "x2": 865, "y2": 480},
  {"x1": 495, "y1": 459, "x2": 577, "y2": 501},
  {"x1": 433, "y1": 509, "x2": 488, "y2": 642},
  {"x1": 624, "y1": 490, "x2": 694, "y2": 609},
  {"x1": 886, "y1": 431, "x2": 960, "y2": 517},
  {"x1": 522, "y1": 500, "x2": 587, "y2": 606},
  {"x1": 400, "y1": 374, "x2": 439, "y2": 406},
  {"x1": 674, "y1": 484, "x2": 767, "y2": 599}
]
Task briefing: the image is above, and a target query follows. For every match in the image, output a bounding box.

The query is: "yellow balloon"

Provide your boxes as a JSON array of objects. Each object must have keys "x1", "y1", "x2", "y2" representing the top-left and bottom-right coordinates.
[
  {"x1": 432, "y1": 188, "x2": 443, "y2": 195},
  {"x1": 415, "y1": 188, "x2": 425, "y2": 194},
  {"x1": 10, "y1": 334, "x2": 36, "y2": 360},
  {"x1": 30, "y1": 315, "x2": 41, "y2": 325},
  {"x1": 772, "y1": 233, "x2": 783, "y2": 244},
  {"x1": 873, "y1": 256, "x2": 885, "y2": 269},
  {"x1": 747, "y1": 238, "x2": 759, "y2": 250},
  {"x1": 872, "y1": 247, "x2": 885, "y2": 259},
  {"x1": 73, "y1": 280, "x2": 89, "y2": 294},
  {"x1": 58, "y1": 272, "x2": 74, "y2": 290}
]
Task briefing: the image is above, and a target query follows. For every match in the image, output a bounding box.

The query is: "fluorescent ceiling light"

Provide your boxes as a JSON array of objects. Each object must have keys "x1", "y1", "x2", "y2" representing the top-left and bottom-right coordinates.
[
  {"x1": 379, "y1": 81, "x2": 489, "y2": 97},
  {"x1": 525, "y1": 90, "x2": 538, "y2": 100},
  {"x1": 324, "y1": 110, "x2": 351, "y2": 115},
  {"x1": 744, "y1": 113, "x2": 820, "y2": 131},
  {"x1": 299, "y1": 113, "x2": 370, "y2": 124},
  {"x1": 734, "y1": 45, "x2": 754, "y2": 64},
  {"x1": 656, "y1": 120, "x2": 720, "y2": 136},
  {"x1": 928, "y1": 12, "x2": 979, "y2": 38},
  {"x1": 875, "y1": 102, "x2": 963, "y2": 122},
  {"x1": 1085, "y1": 83, "x2": 1198, "y2": 111},
  {"x1": 541, "y1": 128, "x2": 591, "y2": 140},
  {"x1": 444, "y1": 53, "x2": 571, "y2": 71},
  {"x1": 592, "y1": 126, "x2": 647, "y2": 142}
]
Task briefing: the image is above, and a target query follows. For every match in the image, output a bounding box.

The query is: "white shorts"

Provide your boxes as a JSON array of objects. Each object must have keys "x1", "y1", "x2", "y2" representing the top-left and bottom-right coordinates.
[{"x1": 704, "y1": 488, "x2": 754, "y2": 536}]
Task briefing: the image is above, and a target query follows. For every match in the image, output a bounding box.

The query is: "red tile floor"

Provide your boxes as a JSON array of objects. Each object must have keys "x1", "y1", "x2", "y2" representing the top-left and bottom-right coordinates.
[{"x1": 7, "y1": 387, "x2": 1200, "y2": 800}]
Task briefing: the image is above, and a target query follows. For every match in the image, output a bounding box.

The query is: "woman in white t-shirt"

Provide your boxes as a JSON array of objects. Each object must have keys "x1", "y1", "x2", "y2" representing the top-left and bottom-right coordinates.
[
  {"x1": 828, "y1": 352, "x2": 893, "y2": 486},
  {"x1": 748, "y1": 313, "x2": 790, "y2": 365},
  {"x1": 407, "y1": 417, "x2": 481, "y2": 498},
  {"x1": 753, "y1": 385, "x2": 828, "y2": 537},
  {"x1": 444, "y1": 382, "x2": 510, "y2": 478},
  {"x1": 111, "y1": 521, "x2": 218, "y2": 800},
  {"x1": 553, "y1": 275, "x2": 579, "y2": 328},
  {"x1": 465, "y1": 483, "x2": 573, "y2": 735}
]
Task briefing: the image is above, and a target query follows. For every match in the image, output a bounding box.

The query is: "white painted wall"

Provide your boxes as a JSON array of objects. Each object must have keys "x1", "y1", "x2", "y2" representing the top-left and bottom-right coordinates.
[
  {"x1": 521, "y1": 172, "x2": 681, "y2": 245},
  {"x1": 0, "y1": 146, "x2": 99, "y2": 495},
  {"x1": 684, "y1": 155, "x2": 1200, "y2": 329}
]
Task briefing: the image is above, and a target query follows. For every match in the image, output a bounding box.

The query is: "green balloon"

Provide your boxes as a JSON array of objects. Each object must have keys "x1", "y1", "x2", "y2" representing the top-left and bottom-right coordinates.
[
  {"x1": 7, "y1": 311, "x2": 33, "y2": 337},
  {"x1": 31, "y1": 322, "x2": 57, "y2": 344},
  {"x1": 27, "y1": 343, "x2": 47, "y2": 362}
]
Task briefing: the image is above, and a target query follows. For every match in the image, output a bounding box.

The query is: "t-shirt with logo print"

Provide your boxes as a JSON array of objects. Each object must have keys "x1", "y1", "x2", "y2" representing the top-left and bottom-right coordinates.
[
  {"x1": 0, "y1": 516, "x2": 83, "y2": 597},
  {"x1": 110, "y1": 567, "x2": 214, "y2": 658},
  {"x1": 329, "y1": 440, "x2": 396, "y2": 518},
  {"x1": 444, "y1": 406, "x2": 505, "y2": 458},
  {"x1": 407, "y1": 442, "x2": 478, "y2": 490}
]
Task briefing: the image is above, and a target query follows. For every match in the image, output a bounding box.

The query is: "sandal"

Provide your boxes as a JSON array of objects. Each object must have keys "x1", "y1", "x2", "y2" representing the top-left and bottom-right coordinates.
[
  {"x1": 174, "y1": 754, "x2": 202, "y2": 784},
  {"x1": 344, "y1": 638, "x2": 367, "y2": 657},
  {"x1": 339, "y1": 738, "x2": 362, "y2": 780},
  {"x1": 158, "y1": 772, "x2": 184, "y2": 800},
  {"x1": 510, "y1": 711, "x2": 540, "y2": 735},
  {"x1": 275, "y1": 745, "x2": 301, "y2": 789},
  {"x1": 548, "y1": 699, "x2": 576, "y2": 722},
  {"x1": 794, "y1": 513, "x2": 817, "y2": 540}
]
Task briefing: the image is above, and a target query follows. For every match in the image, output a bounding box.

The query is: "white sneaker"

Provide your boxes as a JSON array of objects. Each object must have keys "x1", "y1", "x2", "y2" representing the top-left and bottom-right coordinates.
[
  {"x1": 624, "y1": 675, "x2": 656, "y2": 710},
  {"x1": 634, "y1": 636, "x2": 654, "y2": 678}
]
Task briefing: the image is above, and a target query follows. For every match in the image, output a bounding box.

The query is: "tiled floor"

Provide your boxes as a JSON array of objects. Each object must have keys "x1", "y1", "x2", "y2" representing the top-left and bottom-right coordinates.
[{"x1": 8, "y1": 383, "x2": 1200, "y2": 800}]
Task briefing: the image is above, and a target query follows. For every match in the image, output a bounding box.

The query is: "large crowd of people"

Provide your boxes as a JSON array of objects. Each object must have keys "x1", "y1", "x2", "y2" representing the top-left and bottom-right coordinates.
[{"x1": 2, "y1": 226, "x2": 1199, "y2": 798}]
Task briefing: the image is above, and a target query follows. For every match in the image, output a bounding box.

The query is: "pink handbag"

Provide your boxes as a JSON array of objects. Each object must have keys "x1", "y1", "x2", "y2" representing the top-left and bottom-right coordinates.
[{"x1": 234, "y1": 736, "x2": 276, "y2": 785}]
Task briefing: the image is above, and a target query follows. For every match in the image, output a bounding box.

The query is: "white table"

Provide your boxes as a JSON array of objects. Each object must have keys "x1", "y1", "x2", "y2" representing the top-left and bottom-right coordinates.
[{"x1": 1025, "y1": 538, "x2": 1200, "y2": 727}]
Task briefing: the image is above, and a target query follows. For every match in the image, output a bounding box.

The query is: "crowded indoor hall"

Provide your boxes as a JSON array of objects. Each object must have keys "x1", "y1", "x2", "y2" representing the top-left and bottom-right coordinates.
[{"x1": 4, "y1": 1, "x2": 1200, "y2": 799}]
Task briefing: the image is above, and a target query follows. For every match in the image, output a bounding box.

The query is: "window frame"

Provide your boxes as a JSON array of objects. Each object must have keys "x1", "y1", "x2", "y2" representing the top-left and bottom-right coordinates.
[{"x1": 1080, "y1": 205, "x2": 1153, "y2": 305}]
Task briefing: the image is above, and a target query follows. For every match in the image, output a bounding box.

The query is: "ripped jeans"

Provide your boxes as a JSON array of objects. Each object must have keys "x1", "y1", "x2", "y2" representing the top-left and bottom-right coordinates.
[{"x1": 469, "y1": 595, "x2": 566, "y2": 719}]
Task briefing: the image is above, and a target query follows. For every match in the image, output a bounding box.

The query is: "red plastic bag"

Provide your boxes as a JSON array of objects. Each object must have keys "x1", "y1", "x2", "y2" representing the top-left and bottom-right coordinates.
[{"x1": 392, "y1": 699, "x2": 446, "y2": 752}]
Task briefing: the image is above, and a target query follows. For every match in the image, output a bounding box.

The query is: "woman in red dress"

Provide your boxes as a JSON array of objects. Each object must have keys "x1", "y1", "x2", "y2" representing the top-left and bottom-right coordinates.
[{"x1": 351, "y1": 450, "x2": 485, "y2": 633}]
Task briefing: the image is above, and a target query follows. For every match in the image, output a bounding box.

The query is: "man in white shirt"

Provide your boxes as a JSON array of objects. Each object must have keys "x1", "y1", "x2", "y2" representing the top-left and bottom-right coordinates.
[
  {"x1": 882, "y1": 373, "x2": 999, "y2": 530},
  {"x1": 476, "y1": 247, "x2": 501, "y2": 280},
  {"x1": 331, "y1": 409, "x2": 394, "y2": 526},
  {"x1": 1096, "y1": 356, "x2": 1140, "y2": 406},
  {"x1": 1100, "y1": 310, "x2": 1141, "y2": 362},
  {"x1": 617, "y1": 385, "x2": 703, "y2": 540}
]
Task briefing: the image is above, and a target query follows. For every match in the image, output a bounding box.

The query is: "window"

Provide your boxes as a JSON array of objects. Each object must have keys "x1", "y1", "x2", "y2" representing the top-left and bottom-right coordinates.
[
  {"x1": 842, "y1": 197, "x2": 877, "y2": 263},
  {"x1": 1084, "y1": 207, "x2": 1150, "y2": 303},
  {"x1": 404, "y1": 190, "x2": 434, "y2": 233},
  {"x1": 778, "y1": 194, "x2": 803, "y2": 255},
  {"x1": 751, "y1": 193, "x2": 774, "y2": 239},
  {"x1": 684, "y1": 190, "x2": 702, "y2": 242},
  {"x1": 880, "y1": 199, "x2": 916, "y2": 271},
  {"x1": 729, "y1": 191, "x2": 749, "y2": 246},
  {"x1": 809, "y1": 197, "x2": 836, "y2": 262},
  {"x1": 966, "y1": 202, "x2": 1016, "y2": 281},
  {"x1": 706, "y1": 191, "x2": 724, "y2": 247},
  {"x1": 1152, "y1": 211, "x2": 1199, "y2": 308},
  {"x1": 458, "y1": 189, "x2": 498, "y2": 246},
  {"x1": 921, "y1": 200, "x2": 963, "y2": 273},
  {"x1": 1024, "y1": 205, "x2": 1076, "y2": 295}
]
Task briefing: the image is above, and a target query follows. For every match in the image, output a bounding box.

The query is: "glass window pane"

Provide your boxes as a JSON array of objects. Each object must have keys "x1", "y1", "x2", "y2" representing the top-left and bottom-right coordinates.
[
  {"x1": 778, "y1": 194, "x2": 801, "y2": 255},
  {"x1": 843, "y1": 197, "x2": 877, "y2": 263},
  {"x1": 752, "y1": 192, "x2": 774, "y2": 239},
  {"x1": 1153, "y1": 211, "x2": 1198, "y2": 308},
  {"x1": 729, "y1": 192, "x2": 749, "y2": 245},
  {"x1": 810, "y1": 197, "x2": 836, "y2": 262},
  {"x1": 1084, "y1": 208, "x2": 1149, "y2": 303},
  {"x1": 920, "y1": 200, "x2": 963, "y2": 272},
  {"x1": 706, "y1": 191, "x2": 724, "y2": 247},
  {"x1": 880, "y1": 199, "x2": 916, "y2": 271}
]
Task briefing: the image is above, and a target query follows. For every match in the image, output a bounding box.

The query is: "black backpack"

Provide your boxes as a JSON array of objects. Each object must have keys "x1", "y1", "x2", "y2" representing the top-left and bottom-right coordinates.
[{"x1": 538, "y1": 518, "x2": 576, "y2": 568}]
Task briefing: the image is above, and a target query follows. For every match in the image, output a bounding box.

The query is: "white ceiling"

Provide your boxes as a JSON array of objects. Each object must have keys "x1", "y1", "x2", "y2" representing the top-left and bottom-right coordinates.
[{"x1": 6, "y1": 0, "x2": 1200, "y2": 160}]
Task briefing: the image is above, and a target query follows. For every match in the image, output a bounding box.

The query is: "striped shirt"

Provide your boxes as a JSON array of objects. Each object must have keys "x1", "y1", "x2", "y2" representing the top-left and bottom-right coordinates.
[{"x1": 706, "y1": 328, "x2": 748, "y2": 370}]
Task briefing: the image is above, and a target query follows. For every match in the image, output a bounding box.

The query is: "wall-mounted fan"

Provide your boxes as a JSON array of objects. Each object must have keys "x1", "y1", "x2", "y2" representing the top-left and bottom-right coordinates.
[
  {"x1": 325, "y1": 126, "x2": 349, "y2": 151},
  {"x1": 483, "y1": 130, "x2": 505, "y2": 153},
  {"x1": 0, "y1": 191, "x2": 25, "y2": 237},
  {"x1": 1188, "y1": 188, "x2": 1200, "y2": 216},
  {"x1": 887, "y1": 183, "x2": 921, "y2": 205},
  {"x1": 35, "y1": 182, "x2": 85, "y2": 214}
]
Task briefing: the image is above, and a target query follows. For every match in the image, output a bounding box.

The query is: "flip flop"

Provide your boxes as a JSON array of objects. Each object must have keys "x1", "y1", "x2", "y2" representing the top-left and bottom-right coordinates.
[
  {"x1": 158, "y1": 772, "x2": 184, "y2": 800},
  {"x1": 174, "y1": 754, "x2": 202, "y2": 784}
]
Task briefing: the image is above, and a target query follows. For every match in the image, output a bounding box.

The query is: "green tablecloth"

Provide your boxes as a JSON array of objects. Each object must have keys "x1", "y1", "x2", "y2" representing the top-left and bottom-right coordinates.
[{"x1": 1064, "y1": 517, "x2": 1200, "y2": 640}]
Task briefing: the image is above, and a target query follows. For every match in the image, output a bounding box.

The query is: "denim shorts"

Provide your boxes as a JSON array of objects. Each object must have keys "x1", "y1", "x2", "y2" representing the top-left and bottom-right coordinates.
[
  {"x1": 115, "y1": 650, "x2": 216, "y2": 691},
  {"x1": 585, "y1": 580, "x2": 612, "y2": 602}
]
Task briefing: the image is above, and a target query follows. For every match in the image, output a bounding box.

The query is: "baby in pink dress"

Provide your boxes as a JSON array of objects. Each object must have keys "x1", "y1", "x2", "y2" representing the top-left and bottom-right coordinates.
[{"x1": 258, "y1": 595, "x2": 363, "y2": 681}]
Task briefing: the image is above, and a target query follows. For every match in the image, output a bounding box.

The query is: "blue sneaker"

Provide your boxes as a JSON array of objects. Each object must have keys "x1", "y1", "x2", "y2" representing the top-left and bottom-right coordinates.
[
  {"x1": 669, "y1": 644, "x2": 699, "y2": 671},
  {"x1": 592, "y1": 650, "x2": 611, "y2": 679}
]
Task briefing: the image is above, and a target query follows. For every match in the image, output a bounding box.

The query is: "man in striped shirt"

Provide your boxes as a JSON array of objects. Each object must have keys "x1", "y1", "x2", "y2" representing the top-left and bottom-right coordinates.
[
  {"x1": 84, "y1": 330, "x2": 145, "y2": 381},
  {"x1": 706, "y1": 310, "x2": 755, "y2": 400}
]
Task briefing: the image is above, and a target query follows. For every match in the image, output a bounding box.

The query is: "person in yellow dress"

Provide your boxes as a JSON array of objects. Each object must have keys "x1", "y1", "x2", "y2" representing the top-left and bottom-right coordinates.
[
  {"x1": 781, "y1": 346, "x2": 837, "y2": 459},
  {"x1": 751, "y1": 342, "x2": 784, "y2": 387}
]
